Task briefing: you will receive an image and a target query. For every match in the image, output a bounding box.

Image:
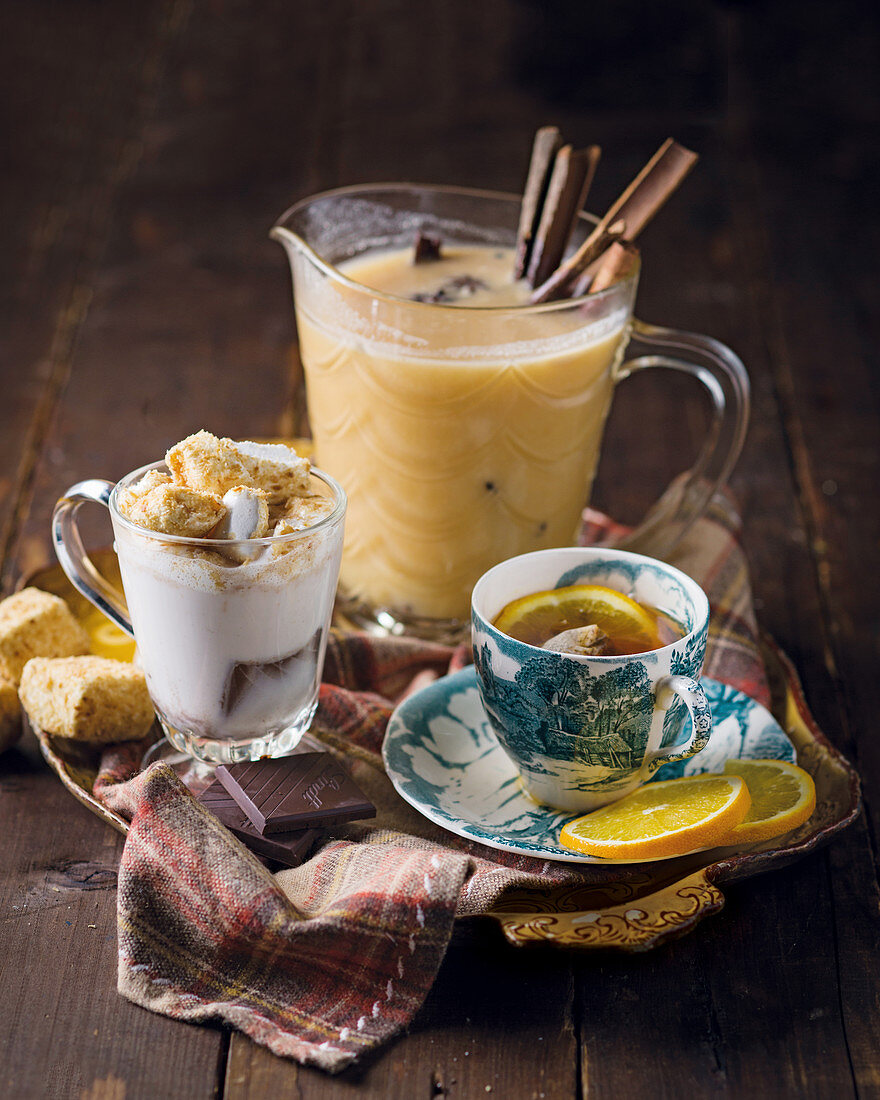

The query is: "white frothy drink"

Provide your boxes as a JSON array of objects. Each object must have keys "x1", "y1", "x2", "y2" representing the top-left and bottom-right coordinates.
[{"x1": 111, "y1": 435, "x2": 345, "y2": 762}]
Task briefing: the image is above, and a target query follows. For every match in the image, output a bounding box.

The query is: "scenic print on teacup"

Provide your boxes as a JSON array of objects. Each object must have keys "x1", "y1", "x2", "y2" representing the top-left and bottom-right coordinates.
[{"x1": 471, "y1": 547, "x2": 712, "y2": 813}]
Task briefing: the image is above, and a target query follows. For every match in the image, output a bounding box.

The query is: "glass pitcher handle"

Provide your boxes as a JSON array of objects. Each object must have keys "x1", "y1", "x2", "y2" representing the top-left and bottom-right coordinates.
[
  {"x1": 52, "y1": 479, "x2": 134, "y2": 637},
  {"x1": 612, "y1": 318, "x2": 750, "y2": 559}
]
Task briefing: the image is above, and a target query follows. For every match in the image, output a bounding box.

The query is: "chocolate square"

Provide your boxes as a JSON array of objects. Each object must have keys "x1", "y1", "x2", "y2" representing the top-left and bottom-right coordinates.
[
  {"x1": 197, "y1": 779, "x2": 321, "y2": 867},
  {"x1": 214, "y1": 752, "x2": 375, "y2": 835}
]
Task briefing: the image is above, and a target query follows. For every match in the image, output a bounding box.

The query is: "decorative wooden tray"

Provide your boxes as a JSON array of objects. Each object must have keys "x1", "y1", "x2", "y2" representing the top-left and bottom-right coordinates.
[{"x1": 26, "y1": 553, "x2": 861, "y2": 952}]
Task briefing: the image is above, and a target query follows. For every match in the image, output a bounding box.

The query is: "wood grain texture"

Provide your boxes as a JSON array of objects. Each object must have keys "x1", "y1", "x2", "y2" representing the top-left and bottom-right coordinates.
[
  {"x1": 0, "y1": 738, "x2": 223, "y2": 1099},
  {"x1": 0, "y1": 0, "x2": 178, "y2": 591},
  {"x1": 1, "y1": 0, "x2": 878, "y2": 1096},
  {"x1": 725, "y1": 7, "x2": 880, "y2": 1091},
  {"x1": 0, "y1": 2, "x2": 228, "y2": 1095}
]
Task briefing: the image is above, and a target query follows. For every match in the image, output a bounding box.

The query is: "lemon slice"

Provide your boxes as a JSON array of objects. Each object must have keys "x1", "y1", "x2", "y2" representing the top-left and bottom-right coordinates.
[
  {"x1": 82, "y1": 608, "x2": 136, "y2": 662},
  {"x1": 493, "y1": 583, "x2": 662, "y2": 652},
  {"x1": 722, "y1": 759, "x2": 816, "y2": 843},
  {"x1": 559, "y1": 775, "x2": 751, "y2": 860}
]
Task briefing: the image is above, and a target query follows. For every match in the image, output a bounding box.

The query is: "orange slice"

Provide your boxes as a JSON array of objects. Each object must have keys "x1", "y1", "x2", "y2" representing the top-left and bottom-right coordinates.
[
  {"x1": 493, "y1": 583, "x2": 662, "y2": 652},
  {"x1": 559, "y1": 775, "x2": 751, "y2": 860},
  {"x1": 82, "y1": 608, "x2": 136, "y2": 663},
  {"x1": 722, "y1": 759, "x2": 816, "y2": 843}
]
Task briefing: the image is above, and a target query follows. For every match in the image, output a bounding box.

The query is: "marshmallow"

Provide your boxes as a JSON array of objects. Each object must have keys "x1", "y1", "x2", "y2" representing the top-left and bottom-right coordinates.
[{"x1": 210, "y1": 487, "x2": 270, "y2": 562}]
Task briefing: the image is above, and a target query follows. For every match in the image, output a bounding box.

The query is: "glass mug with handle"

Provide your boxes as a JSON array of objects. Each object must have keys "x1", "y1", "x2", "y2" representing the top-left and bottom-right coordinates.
[
  {"x1": 272, "y1": 184, "x2": 749, "y2": 641},
  {"x1": 52, "y1": 461, "x2": 346, "y2": 764}
]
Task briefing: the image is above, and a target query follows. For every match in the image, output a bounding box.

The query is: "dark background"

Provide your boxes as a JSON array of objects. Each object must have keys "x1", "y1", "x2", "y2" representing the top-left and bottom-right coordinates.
[{"x1": 1, "y1": 2, "x2": 879, "y2": 1097}]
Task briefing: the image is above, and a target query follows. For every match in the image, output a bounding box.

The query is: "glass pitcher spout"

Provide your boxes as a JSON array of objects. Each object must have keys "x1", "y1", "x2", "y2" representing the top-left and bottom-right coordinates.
[{"x1": 269, "y1": 222, "x2": 302, "y2": 257}]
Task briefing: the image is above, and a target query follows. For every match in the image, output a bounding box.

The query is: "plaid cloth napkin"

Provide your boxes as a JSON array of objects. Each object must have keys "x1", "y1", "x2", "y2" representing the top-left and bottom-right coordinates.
[{"x1": 93, "y1": 494, "x2": 768, "y2": 1073}]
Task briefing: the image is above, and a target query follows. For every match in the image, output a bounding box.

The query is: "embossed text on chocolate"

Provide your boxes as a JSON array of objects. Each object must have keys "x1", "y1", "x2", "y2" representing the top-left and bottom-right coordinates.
[{"x1": 302, "y1": 768, "x2": 344, "y2": 808}]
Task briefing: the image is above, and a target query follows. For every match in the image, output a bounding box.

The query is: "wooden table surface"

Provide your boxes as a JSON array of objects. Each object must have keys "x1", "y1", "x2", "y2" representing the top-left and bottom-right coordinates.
[{"x1": 2, "y1": 2, "x2": 878, "y2": 1097}]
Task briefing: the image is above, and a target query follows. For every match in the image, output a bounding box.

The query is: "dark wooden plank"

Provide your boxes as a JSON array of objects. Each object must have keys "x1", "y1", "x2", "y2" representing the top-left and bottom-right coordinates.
[
  {"x1": 0, "y1": 736, "x2": 224, "y2": 1100},
  {"x1": 0, "y1": 0, "x2": 170, "y2": 589},
  {"x1": 824, "y1": 816, "x2": 880, "y2": 1095},
  {"x1": 724, "y1": 5, "x2": 880, "y2": 1092},
  {"x1": 578, "y1": 857, "x2": 855, "y2": 1097},
  {"x1": 0, "y1": 2, "x2": 230, "y2": 1095},
  {"x1": 579, "y1": 864, "x2": 856, "y2": 1095},
  {"x1": 732, "y1": 4, "x2": 880, "y2": 802}
]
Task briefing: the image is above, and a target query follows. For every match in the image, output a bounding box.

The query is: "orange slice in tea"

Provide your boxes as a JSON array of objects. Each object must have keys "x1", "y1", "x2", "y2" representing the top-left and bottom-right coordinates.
[
  {"x1": 559, "y1": 775, "x2": 751, "y2": 860},
  {"x1": 493, "y1": 584, "x2": 663, "y2": 652}
]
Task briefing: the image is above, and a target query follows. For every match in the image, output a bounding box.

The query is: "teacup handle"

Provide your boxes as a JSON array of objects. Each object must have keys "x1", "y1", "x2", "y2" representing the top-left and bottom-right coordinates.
[
  {"x1": 613, "y1": 318, "x2": 750, "y2": 559},
  {"x1": 52, "y1": 479, "x2": 134, "y2": 638},
  {"x1": 646, "y1": 674, "x2": 713, "y2": 771}
]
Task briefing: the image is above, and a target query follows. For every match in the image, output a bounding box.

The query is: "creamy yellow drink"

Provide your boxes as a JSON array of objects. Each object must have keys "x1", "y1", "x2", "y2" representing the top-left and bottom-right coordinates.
[{"x1": 294, "y1": 243, "x2": 632, "y2": 622}]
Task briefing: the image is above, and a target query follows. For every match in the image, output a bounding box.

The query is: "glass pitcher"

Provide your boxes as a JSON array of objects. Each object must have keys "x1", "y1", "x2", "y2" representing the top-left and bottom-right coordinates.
[{"x1": 272, "y1": 184, "x2": 749, "y2": 642}]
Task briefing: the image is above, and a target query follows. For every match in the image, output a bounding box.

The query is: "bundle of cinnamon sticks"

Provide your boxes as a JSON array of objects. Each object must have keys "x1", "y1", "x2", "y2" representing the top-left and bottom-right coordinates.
[{"x1": 515, "y1": 127, "x2": 698, "y2": 303}]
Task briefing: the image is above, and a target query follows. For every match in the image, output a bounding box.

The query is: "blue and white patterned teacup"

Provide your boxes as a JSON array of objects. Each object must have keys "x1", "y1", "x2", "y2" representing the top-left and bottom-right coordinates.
[{"x1": 471, "y1": 547, "x2": 713, "y2": 813}]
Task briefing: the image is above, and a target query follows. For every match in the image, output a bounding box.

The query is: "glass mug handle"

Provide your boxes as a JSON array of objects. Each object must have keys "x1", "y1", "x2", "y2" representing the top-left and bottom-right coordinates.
[
  {"x1": 646, "y1": 674, "x2": 713, "y2": 772},
  {"x1": 52, "y1": 479, "x2": 134, "y2": 637},
  {"x1": 612, "y1": 318, "x2": 750, "y2": 559}
]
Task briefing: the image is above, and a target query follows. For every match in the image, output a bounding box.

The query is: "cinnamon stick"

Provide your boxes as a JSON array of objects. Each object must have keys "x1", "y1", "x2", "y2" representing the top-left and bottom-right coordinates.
[
  {"x1": 601, "y1": 138, "x2": 698, "y2": 241},
  {"x1": 586, "y1": 239, "x2": 640, "y2": 294},
  {"x1": 530, "y1": 138, "x2": 697, "y2": 301},
  {"x1": 514, "y1": 125, "x2": 562, "y2": 279},
  {"x1": 530, "y1": 219, "x2": 627, "y2": 304},
  {"x1": 576, "y1": 138, "x2": 697, "y2": 290},
  {"x1": 526, "y1": 143, "x2": 600, "y2": 288}
]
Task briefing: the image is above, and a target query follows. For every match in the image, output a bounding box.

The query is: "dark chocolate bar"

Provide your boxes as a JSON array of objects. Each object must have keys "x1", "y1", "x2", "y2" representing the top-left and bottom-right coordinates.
[
  {"x1": 197, "y1": 779, "x2": 321, "y2": 867},
  {"x1": 215, "y1": 752, "x2": 375, "y2": 835}
]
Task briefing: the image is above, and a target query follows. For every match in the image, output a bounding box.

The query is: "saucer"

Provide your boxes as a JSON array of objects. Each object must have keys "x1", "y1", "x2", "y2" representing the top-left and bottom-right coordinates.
[{"x1": 383, "y1": 667, "x2": 797, "y2": 864}]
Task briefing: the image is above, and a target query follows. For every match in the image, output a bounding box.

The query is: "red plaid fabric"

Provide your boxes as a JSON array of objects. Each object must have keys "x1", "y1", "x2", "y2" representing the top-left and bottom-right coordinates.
[{"x1": 94, "y1": 496, "x2": 768, "y2": 1072}]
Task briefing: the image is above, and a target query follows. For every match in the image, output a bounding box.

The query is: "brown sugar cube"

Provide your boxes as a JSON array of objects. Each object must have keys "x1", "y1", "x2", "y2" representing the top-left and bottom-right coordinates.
[
  {"x1": 124, "y1": 483, "x2": 225, "y2": 537},
  {"x1": 19, "y1": 656, "x2": 155, "y2": 742},
  {"x1": 167, "y1": 431, "x2": 310, "y2": 505},
  {"x1": 116, "y1": 469, "x2": 172, "y2": 519},
  {"x1": 273, "y1": 495, "x2": 335, "y2": 534},
  {"x1": 166, "y1": 430, "x2": 254, "y2": 496},
  {"x1": 0, "y1": 676, "x2": 21, "y2": 753},
  {"x1": 0, "y1": 588, "x2": 90, "y2": 687},
  {"x1": 235, "y1": 440, "x2": 311, "y2": 505}
]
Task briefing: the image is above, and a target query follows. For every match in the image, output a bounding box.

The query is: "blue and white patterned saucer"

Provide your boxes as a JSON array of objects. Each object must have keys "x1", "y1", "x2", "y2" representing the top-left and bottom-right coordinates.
[{"x1": 383, "y1": 667, "x2": 796, "y2": 864}]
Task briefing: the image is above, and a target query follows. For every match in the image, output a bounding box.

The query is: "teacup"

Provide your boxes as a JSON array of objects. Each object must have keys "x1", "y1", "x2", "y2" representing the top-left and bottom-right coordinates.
[{"x1": 471, "y1": 546, "x2": 712, "y2": 812}]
